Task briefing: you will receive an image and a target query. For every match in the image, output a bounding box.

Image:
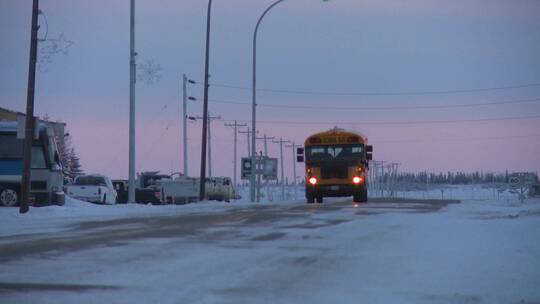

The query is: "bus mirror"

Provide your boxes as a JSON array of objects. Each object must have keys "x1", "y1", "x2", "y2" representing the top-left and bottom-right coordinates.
[
  {"x1": 297, "y1": 155, "x2": 304, "y2": 163},
  {"x1": 366, "y1": 153, "x2": 373, "y2": 161},
  {"x1": 296, "y1": 147, "x2": 304, "y2": 155},
  {"x1": 366, "y1": 145, "x2": 373, "y2": 152},
  {"x1": 51, "y1": 163, "x2": 61, "y2": 172}
]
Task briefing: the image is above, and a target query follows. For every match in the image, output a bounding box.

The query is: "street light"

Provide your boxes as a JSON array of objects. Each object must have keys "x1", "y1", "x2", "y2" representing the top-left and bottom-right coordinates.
[
  {"x1": 250, "y1": 0, "x2": 328, "y2": 202},
  {"x1": 250, "y1": 0, "x2": 287, "y2": 202}
]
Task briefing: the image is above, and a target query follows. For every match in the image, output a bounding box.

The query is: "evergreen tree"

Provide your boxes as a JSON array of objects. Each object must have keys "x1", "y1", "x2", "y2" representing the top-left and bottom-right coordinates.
[
  {"x1": 67, "y1": 147, "x2": 83, "y2": 180},
  {"x1": 55, "y1": 129, "x2": 83, "y2": 183}
]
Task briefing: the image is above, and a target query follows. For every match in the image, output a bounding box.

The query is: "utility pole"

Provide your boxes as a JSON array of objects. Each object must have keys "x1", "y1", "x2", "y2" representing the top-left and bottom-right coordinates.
[
  {"x1": 272, "y1": 137, "x2": 290, "y2": 200},
  {"x1": 286, "y1": 141, "x2": 302, "y2": 200},
  {"x1": 380, "y1": 161, "x2": 385, "y2": 197},
  {"x1": 128, "y1": 0, "x2": 137, "y2": 204},
  {"x1": 199, "y1": 0, "x2": 213, "y2": 200},
  {"x1": 20, "y1": 0, "x2": 40, "y2": 214},
  {"x1": 195, "y1": 114, "x2": 221, "y2": 177},
  {"x1": 238, "y1": 128, "x2": 259, "y2": 202},
  {"x1": 256, "y1": 134, "x2": 275, "y2": 157},
  {"x1": 255, "y1": 134, "x2": 273, "y2": 202},
  {"x1": 225, "y1": 120, "x2": 247, "y2": 187},
  {"x1": 182, "y1": 74, "x2": 196, "y2": 176},
  {"x1": 238, "y1": 128, "x2": 258, "y2": 157}
]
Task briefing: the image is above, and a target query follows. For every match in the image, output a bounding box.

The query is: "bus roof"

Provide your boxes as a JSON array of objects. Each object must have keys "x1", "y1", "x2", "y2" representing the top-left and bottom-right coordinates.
[{"x1": 305, "y1": 127, "x2": 367, "y2": 146}]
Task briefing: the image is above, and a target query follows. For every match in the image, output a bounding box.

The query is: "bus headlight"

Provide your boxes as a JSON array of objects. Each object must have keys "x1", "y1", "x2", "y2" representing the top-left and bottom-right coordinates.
[
  {"x1": 308, "y1": 177, "x2": 318, "y2": 185},
  {"x1": 352, "y1": 176, "x2": 363, "y2": 184}
]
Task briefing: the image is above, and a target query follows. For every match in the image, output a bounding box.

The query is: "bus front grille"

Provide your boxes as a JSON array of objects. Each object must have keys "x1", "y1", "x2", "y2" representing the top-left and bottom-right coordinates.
[{"x1": 321, "y1": 166, "x2": 348, "y2": 179}]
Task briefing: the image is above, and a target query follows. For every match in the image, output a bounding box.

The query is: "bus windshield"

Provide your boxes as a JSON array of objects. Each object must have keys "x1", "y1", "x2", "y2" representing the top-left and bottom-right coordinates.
[{"x1": 306, "y1": 145, "x2": 364, "y2": 161}]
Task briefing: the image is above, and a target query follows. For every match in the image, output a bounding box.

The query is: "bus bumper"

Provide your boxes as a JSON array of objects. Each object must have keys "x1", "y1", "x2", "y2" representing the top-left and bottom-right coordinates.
[{"x1": 306, "y1": 184, "x2": 366, "y2": 198}]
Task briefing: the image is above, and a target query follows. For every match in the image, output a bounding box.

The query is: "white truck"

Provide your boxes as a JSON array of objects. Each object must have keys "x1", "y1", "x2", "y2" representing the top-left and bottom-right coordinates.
[
  {"x1": 158, "y1": 175, "x2": 235, "y2": 203},
  {"x1": 205, "y1": 177, "x2": 234, "y2": 202},
  {"x1": 65, "y1": 174, "x2": 117, "y2": 204},
  {"x1": 159, "y1": 174, "x2": 199, "y2": 204}
]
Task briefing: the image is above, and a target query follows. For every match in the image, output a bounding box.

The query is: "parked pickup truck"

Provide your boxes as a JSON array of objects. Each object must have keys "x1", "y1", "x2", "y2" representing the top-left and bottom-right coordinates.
[{"x1": 65, "y1": 174, "x2": 117, "y2": 204}]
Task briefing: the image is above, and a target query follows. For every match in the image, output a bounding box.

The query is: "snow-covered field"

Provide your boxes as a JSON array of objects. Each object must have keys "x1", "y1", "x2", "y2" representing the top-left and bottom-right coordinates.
[{"x1": 0, "y1": 184, "x2": 539, "y2": 304}]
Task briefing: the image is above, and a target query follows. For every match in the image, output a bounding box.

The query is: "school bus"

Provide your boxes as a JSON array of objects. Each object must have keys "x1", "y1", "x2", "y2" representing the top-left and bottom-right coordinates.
[{"x1": 299, "y1": 127, "x2": 372, "y2": 204}]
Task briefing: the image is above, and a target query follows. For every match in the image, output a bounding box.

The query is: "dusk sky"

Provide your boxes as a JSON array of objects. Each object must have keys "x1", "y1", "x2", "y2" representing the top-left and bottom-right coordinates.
[{"x1": 1, "y1": 0, "x2": 539, "y2": 180}]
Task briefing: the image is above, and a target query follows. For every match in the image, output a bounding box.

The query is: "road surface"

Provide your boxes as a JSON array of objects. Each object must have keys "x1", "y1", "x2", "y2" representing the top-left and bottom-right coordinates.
[{"x1": 1, "y1": 197, "x2": 539, "y2": 304}]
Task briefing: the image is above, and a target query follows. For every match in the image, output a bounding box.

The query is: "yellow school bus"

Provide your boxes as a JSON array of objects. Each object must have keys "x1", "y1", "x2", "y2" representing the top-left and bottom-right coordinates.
[{"x1": 300, "y1": 127, "x2": 372, "y2": 203}]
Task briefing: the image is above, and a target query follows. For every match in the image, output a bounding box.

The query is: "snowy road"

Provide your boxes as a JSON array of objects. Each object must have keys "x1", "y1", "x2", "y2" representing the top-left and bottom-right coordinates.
[{"x1": 1, "y1": 196, "x2": 539, "y2": 304}]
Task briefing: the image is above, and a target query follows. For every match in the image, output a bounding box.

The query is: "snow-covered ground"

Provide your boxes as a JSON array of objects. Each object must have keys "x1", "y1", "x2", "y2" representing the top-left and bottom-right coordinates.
[{"x1": 0, "y1": 184, "x2": 539, "y2": 304}]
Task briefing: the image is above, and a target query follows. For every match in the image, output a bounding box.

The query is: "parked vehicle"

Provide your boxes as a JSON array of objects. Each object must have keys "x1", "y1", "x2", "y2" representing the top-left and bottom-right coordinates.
[
  {"x1": 65, "y1": 174, "x2": 117, "y2": 204},
  {"x1": 205, "y1": 177, "x2": 234, "y2": 202},
  {"x1": 112, "y1": 179, "x2": 162, "y2": 204},
  {"x1": 112, "y1": 180, "x2": 128, "y2": 203},
  {"x1": 0, "y1": 121, "x2": 65, "y2": 207},
  {"x1": 158, "y1": 175, "x2": 235, "y2": 204},
  {"x1": 159, "y1": 174, "x2": 199, "y2": 204},
  {"x1": 136, "y1": 172, "x2": 168, "y2": 204}
]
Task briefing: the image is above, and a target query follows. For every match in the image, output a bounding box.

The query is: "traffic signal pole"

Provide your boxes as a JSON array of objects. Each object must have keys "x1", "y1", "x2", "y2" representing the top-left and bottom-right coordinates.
[{"x1": 286, "y1": 141, "x2": 302, "y2": 200}]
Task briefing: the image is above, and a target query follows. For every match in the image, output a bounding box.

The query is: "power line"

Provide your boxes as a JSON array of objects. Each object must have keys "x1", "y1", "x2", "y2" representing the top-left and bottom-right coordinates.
[
  {"x1": 222, "y1": 114, "x2": 540, "y2": 126},
  {"x1": 170, "y1": 134, "x2": 540, "y2": 145},
  {"x1": 200, "y1": 81, "x2": 540, "y2": 96},
  {"x1": 171, "y1": 134, "x2": 540, "y2": 144},
  {"x1": 209, "y1": 97, "x2": 540, "y2": 111},
  {"x1": 372, "y1": 134, "x2": 540, "y2": 144}
]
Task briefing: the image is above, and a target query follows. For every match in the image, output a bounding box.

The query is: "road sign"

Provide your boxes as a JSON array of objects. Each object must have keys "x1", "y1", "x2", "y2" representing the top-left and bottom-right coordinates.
[
  {"x1": 241, "y1": 156, "x2": 278, "y2": 180},
  {"x1": 241, "y1": 157, "x2": 252, "y2": 180},
  {"x1": 509, "y1": 176, "x2": 520, "y2": 187},
  {"x1": 262, "y1": 157, "x2": 277, "y2": 180}
]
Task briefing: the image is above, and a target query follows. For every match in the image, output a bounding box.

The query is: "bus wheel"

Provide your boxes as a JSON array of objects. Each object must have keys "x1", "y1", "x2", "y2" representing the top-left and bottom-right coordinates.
[
  {"x1": 306, "y1": 194, "x2": 315, "y2": 204},
  {"x1": 0, "y1": 187, "x2": 19, "y2": 207},
  {"x1": 361, "y1": 189, "x2": 368, "y2": 202},
  {"x1": 354, "y1": 188, "x2": 367, "y2": 203},
  {"x1": 316, "y1": 196, "x2": 323, "y2": 204}
]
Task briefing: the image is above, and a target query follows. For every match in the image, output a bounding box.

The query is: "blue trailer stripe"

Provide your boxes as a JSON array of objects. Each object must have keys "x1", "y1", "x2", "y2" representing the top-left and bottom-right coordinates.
[{"x1": 0, "y1": 160, "x2": 23, "y2": 175}]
